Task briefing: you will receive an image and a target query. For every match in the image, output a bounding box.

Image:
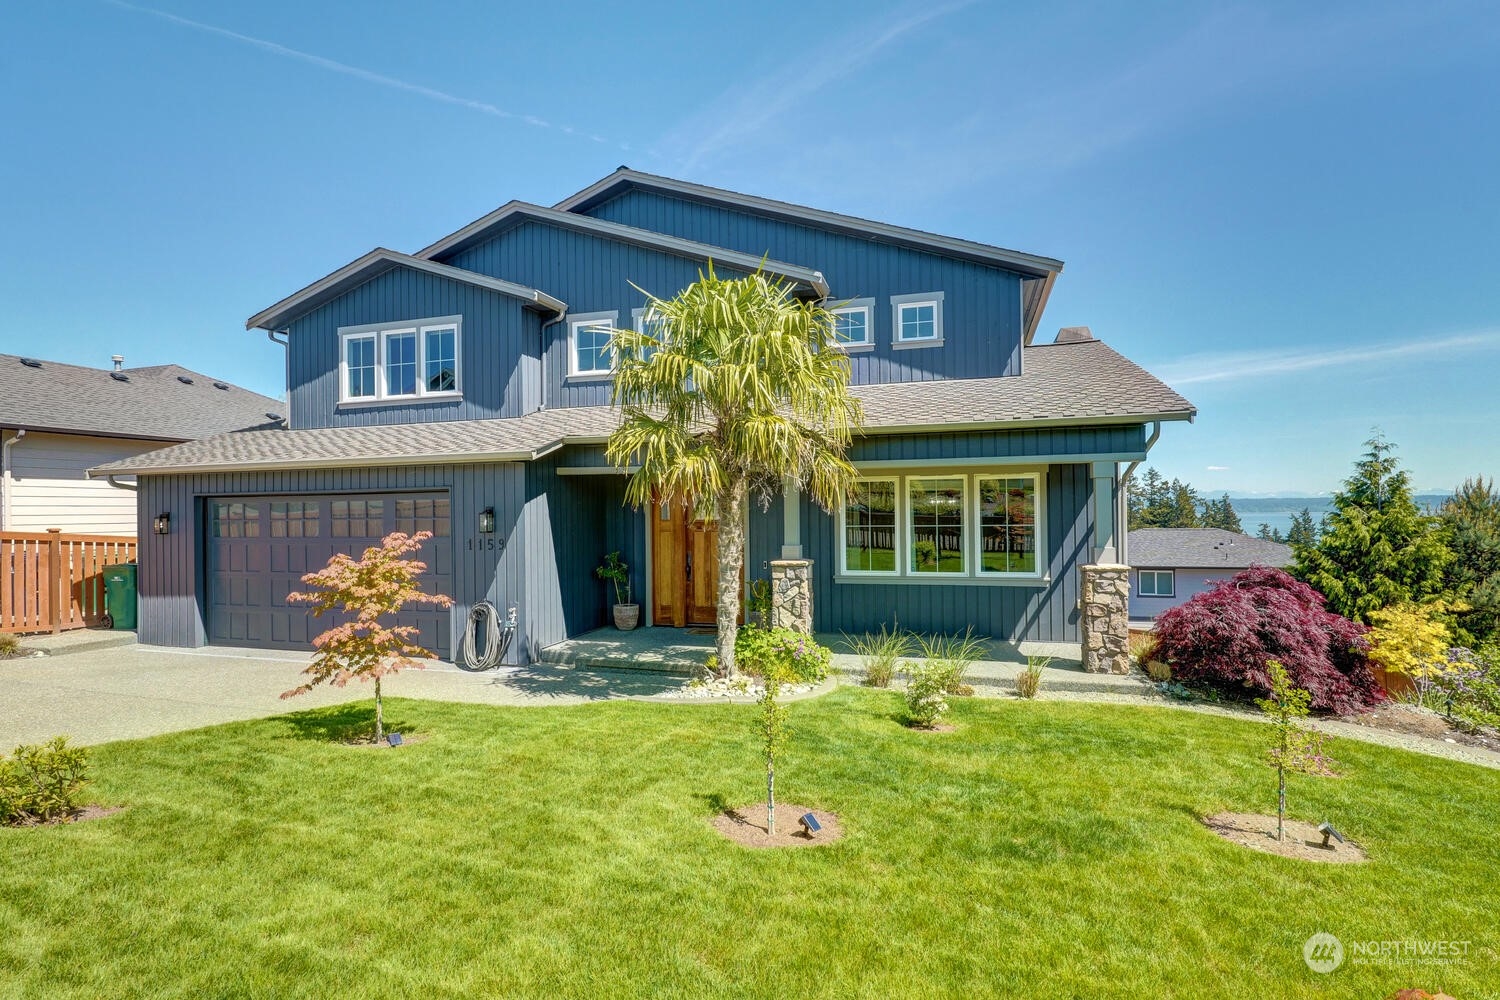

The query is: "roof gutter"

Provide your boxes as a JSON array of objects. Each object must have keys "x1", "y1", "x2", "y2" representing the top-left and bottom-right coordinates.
[{"x1": 105, "y1": 475, "x2": 137, "y2": 492}]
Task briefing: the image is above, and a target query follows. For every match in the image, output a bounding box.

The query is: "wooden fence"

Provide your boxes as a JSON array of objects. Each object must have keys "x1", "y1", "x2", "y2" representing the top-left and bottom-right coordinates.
[{"x1": 0, "y1": 530, "x2": 138, "y2": 635}]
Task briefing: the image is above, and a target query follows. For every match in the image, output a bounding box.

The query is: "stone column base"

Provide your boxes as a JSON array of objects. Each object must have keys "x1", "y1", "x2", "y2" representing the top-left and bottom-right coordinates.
[
  {"x1": 769, "y1": 559, "x2": 813, "y2": 634},
  {"x1": 1080, "y1": 563, "x2": 1131, "y2": 674}
]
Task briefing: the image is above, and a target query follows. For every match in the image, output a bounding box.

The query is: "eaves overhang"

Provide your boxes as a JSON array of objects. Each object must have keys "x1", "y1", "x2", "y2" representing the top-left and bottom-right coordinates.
[{"x1": 245, "y1": 249, "x2": 567, "y2": 332}]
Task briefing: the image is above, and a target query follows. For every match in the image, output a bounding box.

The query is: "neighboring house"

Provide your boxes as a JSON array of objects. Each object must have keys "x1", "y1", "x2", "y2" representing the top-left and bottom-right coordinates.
[
  {"x1": 91, "y1": 167, "x2": 1195, "y2": 661},
  {"x1": 0, "y1": 355, "x2": 283, "y2": 535},
  {"x1": 1127, "y1": 527, "x2": 1293, "y2": 623}
]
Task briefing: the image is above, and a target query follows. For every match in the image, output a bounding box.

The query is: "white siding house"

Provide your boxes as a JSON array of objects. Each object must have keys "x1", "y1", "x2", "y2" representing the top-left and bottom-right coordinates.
[{"x1": 0, "y1": 355, "x2": 283, "y2": 536}]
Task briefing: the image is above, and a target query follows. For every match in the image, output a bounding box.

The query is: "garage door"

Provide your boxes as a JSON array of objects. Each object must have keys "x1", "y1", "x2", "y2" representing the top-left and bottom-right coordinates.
[{"x1": 207, "y1": 493, "x2": 453, "y2": 656}]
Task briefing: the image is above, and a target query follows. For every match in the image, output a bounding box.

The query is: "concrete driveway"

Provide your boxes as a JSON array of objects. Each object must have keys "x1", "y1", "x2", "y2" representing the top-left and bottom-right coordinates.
[{"x1": 0, "y1": 632, "x2": 684, "y2": 752}]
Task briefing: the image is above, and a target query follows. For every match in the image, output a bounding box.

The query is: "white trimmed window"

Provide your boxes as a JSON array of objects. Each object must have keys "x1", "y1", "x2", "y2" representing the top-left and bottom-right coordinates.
[
  {"x1": 337, "y1": 315, "x2": 462, "y2": 404},
  {"x1": 568, "y1": 311, "x2": 618, "y2": 377},
  {"x1": 837, "y1": 471, "x2": 1046, "y2": 581},
  {"x1": 891, "y1": 292, "x2": 944, "y2": 348},
  {"x1": 1138, "y1": 570, "x2": 1175, "y2": 597},
  {"x1": 829, "y1": 298, "x2": 874, "y2": 350},
  {"x1": 630, "y1": 306, "x2": 669, "y2": 362}
]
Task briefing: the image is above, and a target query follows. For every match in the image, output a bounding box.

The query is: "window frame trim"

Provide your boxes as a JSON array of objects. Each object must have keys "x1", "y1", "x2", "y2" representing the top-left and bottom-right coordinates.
[
  {"x1": 907, "y1": 474, "x2": 969, "y2": 576},
  {"x1": 1137, "y1": 568, "x2": 1176, "y2": 597},
  {"x1": 837, "y1": 476, "x2": 902, "y2": 577},
  {"x1": 336, "y1": 314, "x2": 464, "y2": 406},
  {"x1": 973, "y1": 472, "x2": 1044, "y2": 578},
  {"x1": 828, "y1": 298, "x2": 876, "y2": 353},
  {"x1": 833, "y1": 467, "x2": 1049, "y2": 584},
  {"x1": 890, "y1": 291, "x2": 945, "y2": 350},
  {"x1": 566, "y1": 310, "x2": 619, "y2": 381}
]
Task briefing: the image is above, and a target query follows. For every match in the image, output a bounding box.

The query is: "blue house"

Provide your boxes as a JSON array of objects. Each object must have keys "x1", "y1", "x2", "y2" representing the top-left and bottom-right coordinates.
[{"x1": 91, "y1": 168, "x2": 1194, "y2": 663}]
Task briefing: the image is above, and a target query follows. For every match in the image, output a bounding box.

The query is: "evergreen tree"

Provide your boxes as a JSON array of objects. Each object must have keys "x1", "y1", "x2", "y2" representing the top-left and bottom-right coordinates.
[
  {"x1": 1200, "y1": 494, "x2": 1244, "y2": 533},
  {"x1": 1287, "y1": 508, "x2": 1319, "y2": 547},
  {"x1": 1257, "y1": 523, "x2": 1287, "y2": 543},
  {"x1": 1439, "y1": 476, "x2": 1500, "y2": 645},
  {"x1": 1293, "y1": 435, "x2": 1452, "y2": 623}
]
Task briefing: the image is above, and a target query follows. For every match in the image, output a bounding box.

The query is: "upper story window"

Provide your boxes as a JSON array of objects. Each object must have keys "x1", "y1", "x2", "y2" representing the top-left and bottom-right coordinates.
[
  {"x1": 829, "y1": 298, "x2": 875, "y2": 351},
  {"x1": 337, "y1": 316, "x2": 462, "y2": 405},
  {"x1": 568, "y1": 311, "x2": 618, "y2": 379},
  {"x1": 630, "y1": 307, "x2": 669, "y2": 363},
  {"x1": 891, "y1": 292, "x2": 945, "y2": 349}
]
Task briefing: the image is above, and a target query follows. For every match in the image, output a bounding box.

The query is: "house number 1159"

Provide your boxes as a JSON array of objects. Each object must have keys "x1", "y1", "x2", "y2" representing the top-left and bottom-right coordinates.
[{"x1": 467, "y1": 538, "x2": 504, "y2": 552}]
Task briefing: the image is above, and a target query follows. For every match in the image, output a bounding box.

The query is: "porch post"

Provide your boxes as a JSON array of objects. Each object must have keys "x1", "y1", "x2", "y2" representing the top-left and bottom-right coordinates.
[
  {"x1": 769, "y1": 559, "x2": 813, "y2": 635},
  {"x1": 1090, "y1": 461, "x2": 1119, "y2": 564},
  {"x1": 780, "y1": 476, "x2": 802, "y2": 559}
]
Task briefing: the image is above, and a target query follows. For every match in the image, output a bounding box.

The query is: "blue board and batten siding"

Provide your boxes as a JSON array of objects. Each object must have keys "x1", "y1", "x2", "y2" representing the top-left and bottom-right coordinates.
[
  {"x1": 441, "y1": 220, "x2": 763, "y2": 410},
  {"x1": 285, "y1": 267, "x2": 542, "y2": 430},
  {"x1": 574, "y1": 190, "x2": 1025, "y2": 385}
]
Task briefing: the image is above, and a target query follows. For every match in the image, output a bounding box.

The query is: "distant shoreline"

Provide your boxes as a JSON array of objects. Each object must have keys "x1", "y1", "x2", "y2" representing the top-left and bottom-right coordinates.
[{"x1": 1225, "y1": 494, "x2": 1451, "y2": 537}]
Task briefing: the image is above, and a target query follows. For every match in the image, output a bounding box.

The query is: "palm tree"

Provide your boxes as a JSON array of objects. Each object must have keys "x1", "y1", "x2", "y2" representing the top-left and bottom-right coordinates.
[{"x1": 606, "y1": 265, "x2": 862, "y2": 675}]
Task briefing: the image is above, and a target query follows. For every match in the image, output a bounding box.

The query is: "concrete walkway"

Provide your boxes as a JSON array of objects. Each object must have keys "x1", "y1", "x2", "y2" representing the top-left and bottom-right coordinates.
[{"x1": 5, "y1": 630, "x2": 1497, "y2": 771}]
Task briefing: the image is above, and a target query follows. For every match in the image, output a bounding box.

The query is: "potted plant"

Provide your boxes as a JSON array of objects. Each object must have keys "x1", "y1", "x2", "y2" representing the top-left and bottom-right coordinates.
[{"x1": 595, "y1": 551, "x2": 639, "y2": 630}]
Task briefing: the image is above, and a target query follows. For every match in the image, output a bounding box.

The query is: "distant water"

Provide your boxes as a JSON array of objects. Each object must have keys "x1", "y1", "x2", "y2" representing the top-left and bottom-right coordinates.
[{"x1": 1228, "y1": 495, "x2": 1452, "y2": 539}]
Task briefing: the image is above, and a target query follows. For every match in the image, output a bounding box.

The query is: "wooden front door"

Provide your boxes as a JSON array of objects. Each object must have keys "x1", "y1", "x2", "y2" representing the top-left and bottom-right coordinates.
[{"x1": 651, "y1": 497, "x2": 741, "y2": 628}]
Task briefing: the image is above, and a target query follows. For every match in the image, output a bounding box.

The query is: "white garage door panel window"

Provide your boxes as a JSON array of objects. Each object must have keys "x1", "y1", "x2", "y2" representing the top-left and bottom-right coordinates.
[{"x1": 206, "y1": 493, "x2": 453, "y2": 656}]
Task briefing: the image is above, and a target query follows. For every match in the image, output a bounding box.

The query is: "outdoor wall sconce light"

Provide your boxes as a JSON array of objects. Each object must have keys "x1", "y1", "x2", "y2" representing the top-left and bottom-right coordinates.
[
  {"x1": 799, "y1": 812, "x2": 822, "y2": 838},
  {"x1": 478, "y1": 507, "x2": 496, "y2": 534},
  {"x1": 153, "y1": 513, "x2": 171, "y2": 535}
]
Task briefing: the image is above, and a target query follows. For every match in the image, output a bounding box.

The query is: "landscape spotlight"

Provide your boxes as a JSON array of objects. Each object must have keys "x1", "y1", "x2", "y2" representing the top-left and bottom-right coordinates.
[
  {"x1": 386, "y1": 733, "x2": 403, "y2": 747},
  {"x1": 153, "y1": 512, "x2": 171, "y2": 535},
  {"x1": 1317, "y1": 821, "x2": 1344, "y2": 849},
  {"x1": 799, "y1": 812, "x2": 822, "y2": 838}
]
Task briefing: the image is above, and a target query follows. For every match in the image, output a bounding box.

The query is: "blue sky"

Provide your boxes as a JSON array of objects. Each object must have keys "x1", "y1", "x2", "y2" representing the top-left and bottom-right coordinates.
[{"x1": 3, "y1": 0, "x2": 1497, "y2": 494}]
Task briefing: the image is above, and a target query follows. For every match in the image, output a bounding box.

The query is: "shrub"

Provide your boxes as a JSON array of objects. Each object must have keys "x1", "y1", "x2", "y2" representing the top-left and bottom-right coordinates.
[
  {"x1": 1127, "y1": 630, "x2": 1158, "y2": 666},
  {"x1": 1432, "y1": 647, "x2": 1500, "y2": 732},
  {"x1": 1153, "y1": 566, "x2": 1381, "y2": 714},
  {"x1": 1144, "y1": 659, "x2": 1173, "y2": 683},
  {"x1": 904, "y1": 662, "x2": 950, "y2": 728},
  {"x1": 1367, "y1": 601, "x2": 1455, "y2": 708},
  {"x1": 735, "y1": 625, "x2": 832, "y2": 684},
  {"x1": 1256, "y1": 661, "x2": 1337, "y2": 842},
  {"x1": 845, "y1": 624, "x2": 910, "y2": 688},
  {"x1": 1015, "y1": 656, "x2": 1048, "y2": 699},
  {"x1": 916, "y1": 627, "x2": 987, "y2": 696},
  {"x1": 0, "y1": 737, "x2": 91, "y2": 824},
  {"x1": 0, "y1": 633, "x2": 19, "y2": 657}
]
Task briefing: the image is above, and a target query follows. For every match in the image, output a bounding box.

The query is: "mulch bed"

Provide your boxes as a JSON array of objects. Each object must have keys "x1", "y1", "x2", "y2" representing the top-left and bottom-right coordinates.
[
  {"x1": 341, "y1": 732, "x2": 429, "y2": 749},
  {"x1": 907, "y1": 722, "x2": 957, "y2": 733},
  {"x1": 710, "y1": 802, "x2": 843, "y2": 848},
  {"x1": 1203, "y1": 812, "x2": 1368, "y2": 863},
  {"x1": 6, "y1": 805, "x2": 124, "y2": 828},
  {"x1": 1343, "y1": 703, "x2": 1500, "y2": 752}
]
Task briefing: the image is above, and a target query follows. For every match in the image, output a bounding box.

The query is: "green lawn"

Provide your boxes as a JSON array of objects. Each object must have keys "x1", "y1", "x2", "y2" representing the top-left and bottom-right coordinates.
[{"x1": 2, "y1": 689, "x2": 1496, "y2": 998}]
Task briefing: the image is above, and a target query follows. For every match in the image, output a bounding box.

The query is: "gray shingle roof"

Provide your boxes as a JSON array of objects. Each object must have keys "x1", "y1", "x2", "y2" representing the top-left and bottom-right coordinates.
[
  {"x1": 1129, "y1": 528, "x2": 1293, "y2": 569},
  {"x1": 89, "y1": 339, "x2": 1194, "y2": 477},
  {"x1": 0, "y1": 354, "x2": 285, "y2": 442}
]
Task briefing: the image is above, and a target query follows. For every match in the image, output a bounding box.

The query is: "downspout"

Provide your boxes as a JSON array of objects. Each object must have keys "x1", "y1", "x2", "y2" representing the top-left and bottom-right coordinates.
[
  {"x1": 538, "y1": 309, "x2": 568, "y2": 412},
  {"x1": 267, "y1": 329, "x2": 290, "y2": 424},
  {"x1": 106, "y1": 475, "x2": 137, "y2": 493},
  {"x1": 1, "y1": 429, "x2": 26, "y2": 530},
  {"x1": 1117, "y1": 420, "x2": 1163, "y2": 566}
]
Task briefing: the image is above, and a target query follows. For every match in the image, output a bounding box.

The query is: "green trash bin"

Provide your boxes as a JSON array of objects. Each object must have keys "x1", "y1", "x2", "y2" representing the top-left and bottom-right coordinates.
[{"x1": 103, "y1": 563, "x2": 137, "y2": 631}]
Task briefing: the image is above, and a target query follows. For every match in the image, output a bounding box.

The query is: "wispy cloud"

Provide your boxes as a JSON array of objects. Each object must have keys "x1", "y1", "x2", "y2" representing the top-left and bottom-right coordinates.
[
  {"x1": 104, "y1": 0, "x2": 617, "y2": 146},
  {"x1": 1154, "y1": 331, "x2": 1500, "y2": 387},
  {"x1": 657, "y1": 0, "x2": 977, "y2": 171},
  {"x1": 1206, "y1": 465, "x2": 1230, "y2": 471}
]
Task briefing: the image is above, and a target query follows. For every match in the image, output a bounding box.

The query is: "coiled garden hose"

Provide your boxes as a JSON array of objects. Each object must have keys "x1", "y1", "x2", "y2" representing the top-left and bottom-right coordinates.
[{"x1": 458, "y1": 601, "x2": 517, "y2": 671}]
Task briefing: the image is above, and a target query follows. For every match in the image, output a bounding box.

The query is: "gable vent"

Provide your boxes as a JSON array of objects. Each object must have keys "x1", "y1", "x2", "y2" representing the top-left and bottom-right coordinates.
[
  {"x1": 177, "y1": 375, "x2": 194, "y2": 385},
  {"x1": 212, "y1": 381, "x2": 229, "y2": 391},
  {"x1": 109, "y1": 371, "x2": 130, "y2": 382},
  {"x1": 18, "y1": 357, "x2": 42, "y2": 368}
]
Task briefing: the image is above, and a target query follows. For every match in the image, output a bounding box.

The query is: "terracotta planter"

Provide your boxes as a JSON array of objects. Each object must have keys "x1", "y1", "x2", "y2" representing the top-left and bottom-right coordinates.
[{"x1": 613, "y1": 604, "x2": 640, "y2": 631}]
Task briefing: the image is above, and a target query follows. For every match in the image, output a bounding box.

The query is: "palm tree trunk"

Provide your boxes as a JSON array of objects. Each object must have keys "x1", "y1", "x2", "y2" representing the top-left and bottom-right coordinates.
[{"x1": 715, "y1": 478, "x2": 747, "y2": 676}]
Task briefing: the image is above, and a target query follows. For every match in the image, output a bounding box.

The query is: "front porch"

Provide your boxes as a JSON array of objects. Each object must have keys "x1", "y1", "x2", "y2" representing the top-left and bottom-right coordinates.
[{"x1": 538, "y1": 627, "x2": 1145, "y2": 695}]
